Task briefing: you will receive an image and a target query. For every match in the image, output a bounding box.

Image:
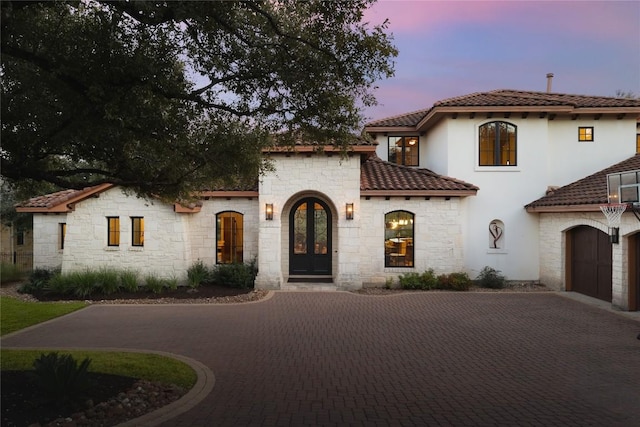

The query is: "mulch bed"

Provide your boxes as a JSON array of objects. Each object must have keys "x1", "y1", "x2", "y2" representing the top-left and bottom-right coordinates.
[{"x1": 1, "y1": 370, "x2": 136, "y2": 427}]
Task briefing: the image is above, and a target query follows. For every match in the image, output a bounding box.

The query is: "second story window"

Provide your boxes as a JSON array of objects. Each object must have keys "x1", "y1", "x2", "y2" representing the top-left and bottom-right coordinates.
[
  {"x1": 388, "y1": 136, "x2": 419, "y2": 166},
  {"x1": 579, "y1": 127, "x2": 594, "y2": 142},
  {"x1": 479, "y1": 121, "x2": 517, "y2": 166}
]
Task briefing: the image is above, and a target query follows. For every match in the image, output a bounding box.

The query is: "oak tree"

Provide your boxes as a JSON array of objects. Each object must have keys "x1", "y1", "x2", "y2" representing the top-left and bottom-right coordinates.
[{"x1": 1, "y1": 0, "x2": 396, "y2": 200}]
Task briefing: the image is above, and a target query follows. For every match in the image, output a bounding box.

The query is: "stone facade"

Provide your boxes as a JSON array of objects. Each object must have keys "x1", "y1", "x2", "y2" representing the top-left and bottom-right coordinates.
[{"x1": 537, "y1": 211, "x2": 640, "y2": 310}]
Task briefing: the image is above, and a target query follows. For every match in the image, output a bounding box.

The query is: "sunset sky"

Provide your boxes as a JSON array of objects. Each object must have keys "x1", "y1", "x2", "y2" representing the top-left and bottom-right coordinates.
[{"x1": 362, "y1": 0, "x2": 640, "y2": 121}]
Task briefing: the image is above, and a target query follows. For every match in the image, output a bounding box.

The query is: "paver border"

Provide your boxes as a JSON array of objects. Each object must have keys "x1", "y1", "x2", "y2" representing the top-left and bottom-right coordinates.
[{"x1": 1, "y1": 346, "x2": 215, "y2": 427}]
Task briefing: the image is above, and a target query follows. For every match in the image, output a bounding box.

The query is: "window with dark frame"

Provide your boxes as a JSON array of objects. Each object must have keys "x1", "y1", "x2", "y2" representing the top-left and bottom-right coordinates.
[
  {"x1": 216, "y1": 212, "x2": 244, "y2": 264},
  {"x1": 479, "y1": 121, "x2": 517, "y2": 166},
  {"x1": 131, "y1": 217, "x2": 144, "y2": 247},
  {"x1": 636, "y1": 134, "x2": 640, "y2": 153},
  {"x1": 384, "y1": 211, "x2": 414, "y2": 268},
  {"x1": 60, "y1": 223, "x2": 66, "y2": 250},
  {"x1": 107, "y1": 217, "x2": 120, "y2": 246},
  {"x1": 16, "y1": 230, "x2": 24, "y2": 246},
  {"x1": 388, "y1": 136, "x2": 419, "y2": 166},
  {"x1": 578, "y1": 127, "x2": 594, "y2": 142}
]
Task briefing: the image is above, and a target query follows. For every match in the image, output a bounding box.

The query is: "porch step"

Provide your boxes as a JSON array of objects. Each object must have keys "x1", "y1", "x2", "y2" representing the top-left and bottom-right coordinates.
[{"x1": 280, "y1": 282, "x2": 338, "y2": 292}]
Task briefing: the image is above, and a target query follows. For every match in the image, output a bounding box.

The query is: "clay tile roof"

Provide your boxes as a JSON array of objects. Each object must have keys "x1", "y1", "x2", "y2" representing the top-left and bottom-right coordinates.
[
  {"x1": 15, "y1": 184, "x2": 113, "y2": 212},
  {"x1": 366, "y1": 90, "x2": 640, "y2": 128},
  {"x1": 526, "y1": 154, "x2": 640, "y2": 210},
  {"x1": 361, "y1": 156, "x2": 478, "y2": 195}
]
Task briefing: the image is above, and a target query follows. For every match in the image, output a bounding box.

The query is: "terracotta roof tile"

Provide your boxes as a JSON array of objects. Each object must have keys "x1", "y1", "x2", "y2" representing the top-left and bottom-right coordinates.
[
  {"x1": 361, "y1": 156, "x2": 478, "y2": 193},
  {"x1": 526, "y1": 154, "x2": 640, "y2": 210},
  {"x1": 366, "y1": 90, "x2": 640, "y2": 128},
  {"x1": 16, "y1": 185, "x2": 112, "y2": 210}
]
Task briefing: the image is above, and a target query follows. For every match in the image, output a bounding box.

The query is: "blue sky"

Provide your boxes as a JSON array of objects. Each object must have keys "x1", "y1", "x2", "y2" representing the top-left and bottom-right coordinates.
[{"x1": 362, "y1": 0, "x2": 640, "y2": 120}]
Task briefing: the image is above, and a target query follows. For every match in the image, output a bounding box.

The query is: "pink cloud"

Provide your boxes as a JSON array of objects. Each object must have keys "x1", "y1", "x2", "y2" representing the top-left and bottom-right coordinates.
[{"x1": 364, "y1": 1, "x2": 638, "y2": 41}]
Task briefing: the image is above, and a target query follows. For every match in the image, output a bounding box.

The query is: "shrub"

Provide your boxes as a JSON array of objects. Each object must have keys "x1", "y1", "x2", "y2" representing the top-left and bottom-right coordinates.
[
  {"x1": 187, "y1": 260, "x2": 209, "y2": 289},
  {"x1": 19, "y1": 267, "x2": 60, "y2": 294},
  {"x1": 399, "y1": 269, "x2": 438, "y2": 290},
  {"x1": 94, "y1": 267, "x2": 120, "y2": 295},
  {"x1": 70, "y1": 270, "x2": 99, "y2": 298},
  {"x1": 33, "y1": 352, "x2": 92, "y2": 405},
  {"x1": 144, "y1": 274, "x2": 165, "y2": 294},
  {"x1": 476, "y1": 266, "x2": 507, "y2": 289},
  {"x1": 0, "y1": 262, "x2": 24, "y2": 284},
  {"x1": 437, "y1": 272, "x2": 472, "y2": 291},
  {"x1": 45, "y1": 272, "x2": 74, "y2": 296},
  {"x1": 211, "y1": 261, "x2": 257, "y2": 289},
  {"x1": 164, "y1": 276, "x2": 179, "y2": 291},
  {"x1": 119, "y1": 270, "x2": 139, "y2": 292}
]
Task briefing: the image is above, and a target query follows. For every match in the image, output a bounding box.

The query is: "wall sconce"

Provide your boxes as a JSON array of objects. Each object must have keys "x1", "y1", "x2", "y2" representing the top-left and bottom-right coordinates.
[
  {"x1": 265, "y1": 204, "x2": 274, "y2": 221},
  {"x1": 346, "y1": 203, "x2": 354, "y2": 220}
]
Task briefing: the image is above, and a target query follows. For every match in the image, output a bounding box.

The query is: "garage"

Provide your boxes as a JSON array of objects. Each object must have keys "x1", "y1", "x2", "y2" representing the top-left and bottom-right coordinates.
[{"x1": 569, "y1": 226, "x2": 612, "y2": 302}]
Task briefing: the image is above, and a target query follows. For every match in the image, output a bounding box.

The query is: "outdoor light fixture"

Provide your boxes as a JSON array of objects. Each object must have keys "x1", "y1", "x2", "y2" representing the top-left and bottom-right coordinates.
[
  {"x1": 346, "y1": 203, "x2": 354, "y2": 220},
  {"x1": 265, "y1": 204, "x2": 274, "y2": 220}
]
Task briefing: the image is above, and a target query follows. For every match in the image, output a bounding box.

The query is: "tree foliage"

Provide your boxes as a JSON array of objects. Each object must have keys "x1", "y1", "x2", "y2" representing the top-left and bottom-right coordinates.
[{"x1": 1, "y1": 0, "x2": 396, "y2": 200}]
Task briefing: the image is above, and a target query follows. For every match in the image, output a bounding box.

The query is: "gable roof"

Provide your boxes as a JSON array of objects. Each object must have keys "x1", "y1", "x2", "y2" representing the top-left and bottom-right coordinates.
[
  {"x1": 361, "y1": 156, "x2": 478, "y2": 196},
  {"x1": 525, "y1": 154, "x2": 640, "y2": 212},
  {"x1": 17, "y1": 157, "x2": 478, "y2": 213},
  {"x1": 365, "y1": 90, "x2": 640, "y2": 132}
]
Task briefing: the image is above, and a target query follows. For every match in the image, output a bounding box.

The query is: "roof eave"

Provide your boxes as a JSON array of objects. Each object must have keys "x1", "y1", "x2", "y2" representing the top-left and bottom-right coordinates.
[
  {"x1": 361, "y1": 189, "x2": 477, "y2": 197},
  {"x1": 15, "y1": 183, "x2": 114, "y2": 213},
  {"x1": 263, "y1": 145, "x2": 377, "y2": 154},
  {"x1": 525, "y1": 204, "x2": 604, "y2": 213}
]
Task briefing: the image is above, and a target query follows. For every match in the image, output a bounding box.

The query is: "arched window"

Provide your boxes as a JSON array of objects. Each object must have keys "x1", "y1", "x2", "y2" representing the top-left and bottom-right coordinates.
[
  {"x1": 216, "y1": 212, "x2": 243, "y2": 264},
  {"x1": 479, "y1": 121, "x2": 517, "y2": 166},
  {"x1": 384, "y1": 211, "x2": 414, "y2": 267}
]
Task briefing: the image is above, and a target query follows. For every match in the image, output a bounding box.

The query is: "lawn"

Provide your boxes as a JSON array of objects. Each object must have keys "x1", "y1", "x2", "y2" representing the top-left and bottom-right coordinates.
[{"x1": 0, "y1": 296, "x2": 87, "y2": 336}]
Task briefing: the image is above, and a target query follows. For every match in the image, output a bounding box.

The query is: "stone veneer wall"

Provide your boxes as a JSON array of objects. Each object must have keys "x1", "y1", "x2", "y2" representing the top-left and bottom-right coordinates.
[
  {"x1": 187, "y1": 198, "x2": 259, "y2": 266},
  {"x1": 359, "y1": 197, "x2": 467, "y2": 287},
  {"x1": 538, "y1": 211, "x2": 640, "y2": 310},
  {"x1": 256, "y1": 153, "x2": 361, "y2": 289},
  {"x1": 32, "y1": 213, "x2": 67, "y2": 269},
  {"x1": 61, "y1": 188, "x2": 192, "y2": 281}
]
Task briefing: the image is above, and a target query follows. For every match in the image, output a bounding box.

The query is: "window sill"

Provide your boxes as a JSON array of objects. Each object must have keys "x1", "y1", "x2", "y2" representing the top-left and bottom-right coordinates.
[
  {"x1": 475, "y1": 166, "x2": 520, "y2": 172},
  {"x1": 104, "y1": 246, "x2": 120, "y2": 251},
  {"x1": 487, "y1": 248, "x2": 508, "y2": 254},
  {"x1": 129, "y1": 247, "x2": 144, "y2": 252}
]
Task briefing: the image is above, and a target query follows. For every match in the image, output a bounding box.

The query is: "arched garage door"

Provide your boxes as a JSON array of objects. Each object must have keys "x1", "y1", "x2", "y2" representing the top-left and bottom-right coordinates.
[{"x1": 569, "y1": 226, "x2": 612, "y2": 302}]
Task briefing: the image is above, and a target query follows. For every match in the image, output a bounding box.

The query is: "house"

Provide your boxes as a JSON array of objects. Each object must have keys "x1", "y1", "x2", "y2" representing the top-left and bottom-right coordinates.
[
  {"x1": 526, "y1": 154, "x2": 640, "y2": 311},
  {"x1": 16, "y1": 85, "x2": 640, "y2": 310}
]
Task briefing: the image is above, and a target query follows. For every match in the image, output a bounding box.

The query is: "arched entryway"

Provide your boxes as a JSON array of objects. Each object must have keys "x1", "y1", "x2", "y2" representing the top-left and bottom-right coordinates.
[
  {"x1": 289, "y1": 197, "x2": 332, "y2": 276},
  {"x1": 568, "y1": 225, "x2": 612, "y2": 302}
]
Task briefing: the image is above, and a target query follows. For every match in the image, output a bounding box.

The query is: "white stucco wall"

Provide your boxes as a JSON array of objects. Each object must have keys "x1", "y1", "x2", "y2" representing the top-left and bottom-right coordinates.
[
  {"x1": 61, "y1": 188, "x2": 192, "y2": 281},
  {"x1": 32, "y1": 213, "x2": 67, "y2": 269},
  {"x1": 359, "y1": 196, "x2": 468, "y2": 287}
]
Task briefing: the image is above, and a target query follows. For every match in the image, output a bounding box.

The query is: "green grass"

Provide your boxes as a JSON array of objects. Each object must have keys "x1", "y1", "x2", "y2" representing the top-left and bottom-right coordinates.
[
  {"x1": 0, "y1": 296, "x2": 87, "y2": 336},
  {"x1": 1, "y1": 350, "x2": 197, "y2": 389}
]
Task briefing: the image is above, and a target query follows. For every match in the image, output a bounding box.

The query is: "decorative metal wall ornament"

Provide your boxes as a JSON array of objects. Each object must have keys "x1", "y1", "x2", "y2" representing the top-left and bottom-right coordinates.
[{"x1": 489, "y1": 221, "x2": 503, "y2": 249}]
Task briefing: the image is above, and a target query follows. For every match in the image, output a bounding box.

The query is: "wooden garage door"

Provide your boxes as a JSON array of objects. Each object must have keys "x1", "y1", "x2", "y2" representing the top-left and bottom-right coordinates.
[{"x1": 570, "y1": 226, "x2": 612, "y2": 302}]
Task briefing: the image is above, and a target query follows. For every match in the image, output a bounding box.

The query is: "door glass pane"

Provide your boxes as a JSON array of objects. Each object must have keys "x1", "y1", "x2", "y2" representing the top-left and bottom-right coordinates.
[
  {"x1": 314, "y1": 203, "x2": 328, "y2": 254},
  {"x1": 294, "y1": 204, "x2": 307, "y2": 254}
]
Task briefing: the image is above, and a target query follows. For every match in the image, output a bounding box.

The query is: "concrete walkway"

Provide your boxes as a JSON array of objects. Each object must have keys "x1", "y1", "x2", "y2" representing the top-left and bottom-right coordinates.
[{"x1": 3, "y1": 291, "x2": 640, "y2": 426}]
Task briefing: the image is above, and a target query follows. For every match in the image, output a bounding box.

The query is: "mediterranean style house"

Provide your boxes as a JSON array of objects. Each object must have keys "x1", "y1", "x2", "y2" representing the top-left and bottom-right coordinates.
[{"x1": 16, "y1": 86, "x2": 640, "y2": 310}]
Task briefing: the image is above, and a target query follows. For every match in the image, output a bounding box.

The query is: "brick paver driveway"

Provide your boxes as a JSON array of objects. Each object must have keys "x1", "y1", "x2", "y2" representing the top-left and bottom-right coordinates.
[{"x1": 3, "y1": 291, "x2": 640, "y2": 426}]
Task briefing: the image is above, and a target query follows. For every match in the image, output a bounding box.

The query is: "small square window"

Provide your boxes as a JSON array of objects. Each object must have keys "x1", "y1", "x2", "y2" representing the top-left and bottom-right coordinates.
[{"x1": 578, "y1": 127, "x2": 594, "y2": 142}]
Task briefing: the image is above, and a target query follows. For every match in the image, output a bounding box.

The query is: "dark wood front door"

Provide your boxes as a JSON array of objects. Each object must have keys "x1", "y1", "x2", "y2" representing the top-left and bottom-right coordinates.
[
  {"x1": 631, "y1": 233, "x2": 640, "y2": 311},
  {"x1": 289, "y1": 198, "x2": 331, "y2": 275},
  {"x1": 570, "y1": 226, "x2": 612, "y2": 302}
]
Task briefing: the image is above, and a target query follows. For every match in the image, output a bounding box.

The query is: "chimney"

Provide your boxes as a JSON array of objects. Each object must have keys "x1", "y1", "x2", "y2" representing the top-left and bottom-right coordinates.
[{"x1": 546, "y1": 73, "x2": 554, "y2": 93}]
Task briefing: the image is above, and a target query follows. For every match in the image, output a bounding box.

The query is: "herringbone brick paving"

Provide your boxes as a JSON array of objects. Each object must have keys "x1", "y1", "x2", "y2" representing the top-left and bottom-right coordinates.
[{"x1": 3, "y1": 292, "x2": 639, "y2": 426}]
